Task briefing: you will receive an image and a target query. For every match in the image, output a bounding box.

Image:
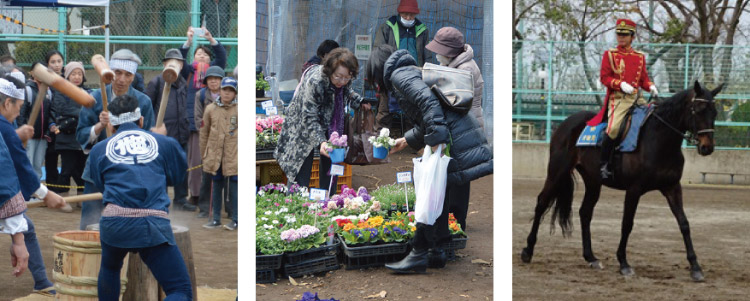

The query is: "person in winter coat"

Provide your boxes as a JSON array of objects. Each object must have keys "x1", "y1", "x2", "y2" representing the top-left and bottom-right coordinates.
[
  {"x1": 194, "y1": 65, "x2": 224, "y2": 218},
  {"x1": 52, "y1": 62, "x2": 89, "y2": 199},
  {"x1": 373, "y1": 0, "x2": 431, "y2": 130},
  {"x1": 43, "y1": 50, "x2": 65, "y2": 194},
  {"x1": 366, "y1": 45, "x2": 493, "y2": 274},
  {"x1": 274, "y1": 48, "x2": 370, "y2": 190},
  {"x1": 180, "y1": 26, "x2": 227, "y2": 212},
  {"x1": 17, "y1": 75, "x2": 55, "y2": 181},
  {"x1": 426, "y1": 27, "x2": 484, "y2": 130},
  {"x1": 200, "y1": 77, "x2": 238, "y2": 230},
  {"x1": 146, "y1": 49, "x2": 195, "y2": 212},
  {"x1": 302, "y1": 40, "x2": 340, "y2": 75}
]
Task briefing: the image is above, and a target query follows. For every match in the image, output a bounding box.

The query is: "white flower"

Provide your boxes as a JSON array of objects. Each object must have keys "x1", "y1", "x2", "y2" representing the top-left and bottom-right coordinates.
[
  {"x1": 272, "y1": 220, "x2": 279, "y2": 224},
  {"x1": 258, "y1": 190, "x2": 265, "y2": 196},
  {"x1": 263, "y1": 224, "x2": 273, "y2": 229},
  {"x1": 368, "y1": 136, "x2": 376, "y2": 143},
  {"x1": 346, "y1": 215, "x2": 358, "y2": 221},
  {"x1": 285, "y1": 216, "x2": 297, "y2": 223},
  {"x1": 388, "y1": 138, "x2": 396, "y2": 146},
  {"x1": 374, "y1": 142, "x2": 382, "y2": 148},
  {"x1": 264, "y1": 211, "x2": 272, "y2": 215},
  {"x1": 261, "y1": 217, "x2": 268, "y2": 221},
  {"x1": 265, "y1": 232, "x2": 270, "y2": 235},
  {"x1": 330, "y1": 215, "x2": 346, "y2": 221},
  {"x1": 380, "y1": 128, "x2": 390, "y2": 137},
  {"x1": 279, "y1": 207, "x2": 289, "y2": 213},
  {"x1": 358, "y1": 212, "x2": 370, "y2": 221}
]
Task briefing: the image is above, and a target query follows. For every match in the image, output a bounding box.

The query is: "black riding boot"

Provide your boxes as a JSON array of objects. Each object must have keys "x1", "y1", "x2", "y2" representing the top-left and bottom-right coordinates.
[
  {"x1": 600, "y1": 135, "x2": 615, "y2": 179},
  {"x1": 428, "y1": 247, "x2": 448, "y2": 268},
  {"x1": 385, "y1": 223, "x2": 432, "y2": 273}
]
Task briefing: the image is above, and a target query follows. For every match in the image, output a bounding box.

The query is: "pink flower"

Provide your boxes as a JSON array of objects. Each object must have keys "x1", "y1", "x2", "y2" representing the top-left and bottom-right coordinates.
[
  {"x1": 369, "y1": 200, "x2": 381, "y2": 212},
  {"x1": 407, "y1": 211, "x2": 415, "y2": 217},
  {"x1": 285, "y1": 199, "x2": 292, "y2": 203},
  {"x1": 327, "y1": 201, "x2": 338, "y2": 210},
  {"x1": 274, "y1": 202, "x2": 280, "y2": 207}
]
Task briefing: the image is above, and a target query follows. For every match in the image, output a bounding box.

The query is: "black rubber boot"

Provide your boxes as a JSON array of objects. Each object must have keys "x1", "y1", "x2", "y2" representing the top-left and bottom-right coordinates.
[
  {"x1": 428, "y1": 247, "x2": 448, "y2": 268},
  {"x1": 386, "y1": 223, "x2": 432, "y2": 274},
  {"x1": 600, "y1": 135, "x2": 615, "y2": 179}
]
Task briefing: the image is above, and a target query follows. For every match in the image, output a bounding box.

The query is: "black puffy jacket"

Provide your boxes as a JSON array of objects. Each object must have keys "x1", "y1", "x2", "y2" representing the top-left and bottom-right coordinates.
[
  {"x1": 385, "y1": 50, "x2": 493, "y2": 185},
  {"x1": 18, "y1": 81, "x2": 55, "y2": 140}
]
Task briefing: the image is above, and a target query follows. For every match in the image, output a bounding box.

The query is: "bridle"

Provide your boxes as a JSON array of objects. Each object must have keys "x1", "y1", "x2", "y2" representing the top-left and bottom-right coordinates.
[{"x1": 649, "y1": 94, "x2": 714, "y2": 145}]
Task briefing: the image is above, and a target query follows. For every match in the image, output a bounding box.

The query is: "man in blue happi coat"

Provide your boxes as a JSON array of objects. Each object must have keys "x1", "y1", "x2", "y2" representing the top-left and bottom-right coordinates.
[
  {"x1": 88, "y1": 94, "x2": 192, "y2": 300},
  {"x1": 76, "y1": 49, "x2": 156, "y2": 230},
  {"x1": 0, "y1": 72, "x2": 66, "y2": 296}
]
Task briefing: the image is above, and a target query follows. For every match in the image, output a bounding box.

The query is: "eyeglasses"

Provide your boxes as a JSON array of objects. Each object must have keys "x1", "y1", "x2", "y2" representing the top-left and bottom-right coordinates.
[
  {"x1": 332, "y1": 74, "x2": 353, "y2": 83},
  {"x1": 616, "y1": 33, "x2": 632, "y2": 37}
]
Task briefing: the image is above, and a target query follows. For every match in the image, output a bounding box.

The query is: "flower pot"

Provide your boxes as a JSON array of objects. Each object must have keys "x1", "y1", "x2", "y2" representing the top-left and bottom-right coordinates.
[
  {"x1": 330, "y1": 148, "x2": 345, "y2": 163},
  {"x1": 256, "y1": 89, "x2": 265, "y2": 98},
  {"x1": 373, "y1": 146, "x2": 389, "y2": 159}
]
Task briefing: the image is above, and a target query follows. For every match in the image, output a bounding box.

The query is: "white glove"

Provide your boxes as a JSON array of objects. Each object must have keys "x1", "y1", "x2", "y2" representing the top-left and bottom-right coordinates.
[
  {"x1": 650, "y1": 85, "x2": 658, "y2": 97},
  {"x1": 620, "y1": 82, "x2": 635, "y2": 94}
]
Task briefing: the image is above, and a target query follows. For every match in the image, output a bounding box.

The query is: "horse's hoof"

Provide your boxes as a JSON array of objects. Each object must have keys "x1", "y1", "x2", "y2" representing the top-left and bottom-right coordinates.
[
  {"x1": 691, "y1": 270, "x2": 705, "y2": 282},
  {"x1": 620, "y1": 266, "x2": 635, "y2": 277},
  {"x1": 588, "y1": 260, "x2": 604, "y2": 270},
  {"x1": 521, "y1": 248, "x2": 533, "y2": 263}
]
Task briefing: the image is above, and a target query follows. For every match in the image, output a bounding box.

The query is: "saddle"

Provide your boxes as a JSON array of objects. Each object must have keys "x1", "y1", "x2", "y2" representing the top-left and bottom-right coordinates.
[{"x1": 576, "y1": 104, "x2": 654, "y2": 152}]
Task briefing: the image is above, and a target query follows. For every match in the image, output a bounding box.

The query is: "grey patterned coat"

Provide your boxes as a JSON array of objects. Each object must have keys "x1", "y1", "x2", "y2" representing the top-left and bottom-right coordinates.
[{"x1": 274, "y1": 65, "x2": 364, "y2": 182}]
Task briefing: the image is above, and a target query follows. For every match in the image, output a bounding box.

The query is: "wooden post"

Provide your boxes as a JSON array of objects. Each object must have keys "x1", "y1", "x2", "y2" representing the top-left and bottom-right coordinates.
[
  {"x1": 123, "y1": 253, "x2": 160, "y2": 301},
  {"x1": 161, "y1": 225, "x2": 198, "y2": 301}
]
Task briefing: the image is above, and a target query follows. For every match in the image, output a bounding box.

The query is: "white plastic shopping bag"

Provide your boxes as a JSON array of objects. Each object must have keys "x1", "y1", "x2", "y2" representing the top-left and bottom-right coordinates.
[{"x1": 412, "y1": 144, "x2": 451, "y2": 225}]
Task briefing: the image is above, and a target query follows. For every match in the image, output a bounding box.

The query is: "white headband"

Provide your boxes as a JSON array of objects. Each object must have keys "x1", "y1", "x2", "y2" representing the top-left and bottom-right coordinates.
[
  {"x1": 109, "y1": 107, "x2": 141, "y2": 126},
  {"x1": 0, "y1": 78, "x2": 24, "y2": 100},
  {"x1": 109, "y1": 59, "x2": 138, "y2": 75}
]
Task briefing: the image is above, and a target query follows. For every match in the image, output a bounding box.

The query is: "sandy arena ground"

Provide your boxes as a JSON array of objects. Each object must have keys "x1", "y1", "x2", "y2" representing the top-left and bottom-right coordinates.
[{"x1": 513, "y1": 178, "x2": 750, "y2": 300}]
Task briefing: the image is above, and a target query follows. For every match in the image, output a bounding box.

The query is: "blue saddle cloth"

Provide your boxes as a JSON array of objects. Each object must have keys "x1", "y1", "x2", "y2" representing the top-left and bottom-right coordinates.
[{"x1": 576, "y1": 105, "x2": 654, "y2": 152}]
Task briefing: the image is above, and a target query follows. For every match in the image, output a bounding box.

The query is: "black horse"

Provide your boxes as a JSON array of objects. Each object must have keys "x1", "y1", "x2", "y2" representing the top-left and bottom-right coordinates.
[{"x1": 520, "y1": 81, "x2": 723, "y2": 282}]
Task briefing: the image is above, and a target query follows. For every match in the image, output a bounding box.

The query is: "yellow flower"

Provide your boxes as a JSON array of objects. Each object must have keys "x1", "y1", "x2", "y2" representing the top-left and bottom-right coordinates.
[
  {"x1": 343, "y1": 223, "x2": 356, "y2": 232},
  {"x1": 368, "y1": 216, "x2": 384, "y2": 228},
  {"x1": 411, "y1": 226, "x2": 416, "y2": 232}
]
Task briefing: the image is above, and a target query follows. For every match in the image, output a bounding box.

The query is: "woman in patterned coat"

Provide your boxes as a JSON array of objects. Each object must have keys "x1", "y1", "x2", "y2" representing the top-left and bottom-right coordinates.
[{"x1": 274, "y1": 48, "x2": 370, "y2": 189}]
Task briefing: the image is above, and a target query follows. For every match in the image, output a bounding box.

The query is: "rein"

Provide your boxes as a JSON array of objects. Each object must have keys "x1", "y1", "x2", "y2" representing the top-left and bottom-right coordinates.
[{"x1": 648, "y1": 93, "x2": 713, "y2": 145}]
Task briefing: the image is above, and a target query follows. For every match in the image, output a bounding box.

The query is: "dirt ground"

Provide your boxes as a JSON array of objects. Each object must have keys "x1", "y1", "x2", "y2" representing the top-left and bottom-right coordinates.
[
  {"x1": 513, "y1": 178, "x2": 750, "y2": 300},
  {"x1": 257, "y1": 149, "x2": 494, "y2": 301},
  {"x1": 0, "y1": 195, "x2": 237, "y2": 301}
]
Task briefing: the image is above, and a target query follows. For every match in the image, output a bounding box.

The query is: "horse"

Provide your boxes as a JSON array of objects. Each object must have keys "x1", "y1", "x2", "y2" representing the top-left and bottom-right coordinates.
[{"x1": 520, "y1": 81, "x2": 723, "y2": 282}]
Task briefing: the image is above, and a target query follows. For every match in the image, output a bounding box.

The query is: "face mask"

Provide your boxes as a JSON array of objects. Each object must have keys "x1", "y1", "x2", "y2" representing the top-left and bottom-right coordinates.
[
  {"x1": 400, "y1": 17, "x2": 415, "y2": 28},
  {"x1": 436, "y1": 54, "x2": 453, "y2": 66}
]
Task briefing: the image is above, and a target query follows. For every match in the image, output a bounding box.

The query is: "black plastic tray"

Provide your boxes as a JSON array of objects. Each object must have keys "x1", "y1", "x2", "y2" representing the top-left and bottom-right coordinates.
[
  {"x1": 256, "y1": 269, "x2": 276, "y2": 284},
  {"x1": 256, "y1": 253, "x2": 283, "y2": 270},
  {"x1": 283, "y1": 255, "x2": 340, "y2": 277},
  {"x1": 339, "y1": 235, "x2": 409, "y2": 258},
  {"x1": 284, "y1": 238, "x2": 340, "y2": 265},
  {"x1": 440, "y1": 236, "x2": 468, "y2": 250}
]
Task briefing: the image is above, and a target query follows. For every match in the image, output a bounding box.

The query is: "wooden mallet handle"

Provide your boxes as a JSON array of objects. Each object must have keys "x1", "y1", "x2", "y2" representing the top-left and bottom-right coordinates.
[
  {"x1": 156, "y1": 59, "x2": 182, "y2": 128},
  {"x1": 25, "y1": 82, "x2": 47, "y2": 128},
  {"x1": 26, "y1": 192, "x2": 103, "y2": 208},
  {"x1": 29, "y1": 63, "x2": 95, "y2": 108}
]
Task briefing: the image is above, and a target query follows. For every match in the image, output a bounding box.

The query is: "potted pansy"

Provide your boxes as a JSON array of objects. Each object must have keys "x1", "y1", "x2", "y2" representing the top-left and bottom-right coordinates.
[
  {"x1": 368, "y1": 128, "x2": 397, "y2": 159},
  {"x1": 325, "y1": 131, "x2": 347, "y2": 163}
]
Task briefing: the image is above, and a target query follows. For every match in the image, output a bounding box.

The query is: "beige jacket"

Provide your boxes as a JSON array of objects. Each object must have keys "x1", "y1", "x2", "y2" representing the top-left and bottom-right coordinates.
[
  {"x1": 449, "y1": 44, "x2": 484, "y2": 129},
  {"x1": 200, "y1": 98, "x2": 238, "y2": 176}
]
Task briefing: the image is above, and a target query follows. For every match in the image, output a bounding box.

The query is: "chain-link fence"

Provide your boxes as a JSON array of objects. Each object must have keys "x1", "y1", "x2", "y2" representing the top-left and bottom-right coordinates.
[
  {"x1": 256, "y1": 0, "x2": 492, "y2": 142},
  {"x1": 513, "y1": 40, "x2": 750, "y2": 148},
  {"x1": 0, "y1": 0, "x2": 237, "y2": 84}
]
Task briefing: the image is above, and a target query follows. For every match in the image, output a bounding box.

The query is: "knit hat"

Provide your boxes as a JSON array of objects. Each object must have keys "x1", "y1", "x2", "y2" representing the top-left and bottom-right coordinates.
[
  {"x1": 64, "y1": 61, "x2": 85, "y2": 80},
  {"x1": 426, "y1": 27, "x2": 465, "y2": 57},
  {"x1": 203, "y1": 65, "x2": 225, "y2": 85},
  {"x1": 397, "y1": 0, "x2": 420, "y2": 14}
]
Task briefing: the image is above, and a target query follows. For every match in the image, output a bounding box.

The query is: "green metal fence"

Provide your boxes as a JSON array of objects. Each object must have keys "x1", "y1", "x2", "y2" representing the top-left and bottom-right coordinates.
[
  {"x1": 0, "y1": 0, "x2": 237, "y2": 75},
  {"x1": 512, "y1": 40, "x2": 750, "y2": 149}
]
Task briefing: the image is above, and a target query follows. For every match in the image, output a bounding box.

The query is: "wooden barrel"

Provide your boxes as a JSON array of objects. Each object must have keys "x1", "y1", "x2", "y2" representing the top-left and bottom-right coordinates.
[{"x1": 52, "y1": 231, "x2": 129, "y2": 300}]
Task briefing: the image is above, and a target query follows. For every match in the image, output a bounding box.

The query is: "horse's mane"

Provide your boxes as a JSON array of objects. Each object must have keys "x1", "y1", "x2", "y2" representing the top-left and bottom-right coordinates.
[{"x1": 654, "y1": 88, "x2": 693, "y2": 121}]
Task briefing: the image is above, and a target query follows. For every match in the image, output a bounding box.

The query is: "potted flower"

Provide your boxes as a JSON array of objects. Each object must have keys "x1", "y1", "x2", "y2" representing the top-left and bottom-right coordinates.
[
  {"x1": 325, "y1": 131, "x2": 347, "y2": 163},
  {"x1": 257, "y1": 72, "x2": 270, "y2": 98},
  {"x1": 368, "y1": 128, "x2": 397, "y2": 159}
]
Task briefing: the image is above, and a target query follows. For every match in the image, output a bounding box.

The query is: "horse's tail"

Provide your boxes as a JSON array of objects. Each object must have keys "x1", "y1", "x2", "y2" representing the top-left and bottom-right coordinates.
[{"x1": 538, "y1": 111, "x2": 593, "y2": 237}]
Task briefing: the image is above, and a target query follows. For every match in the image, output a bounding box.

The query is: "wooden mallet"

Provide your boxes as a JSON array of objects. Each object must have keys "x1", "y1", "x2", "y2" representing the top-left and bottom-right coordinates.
[
  {"x1": 26, "y1": 192, "x2": 103, "y2": 208},
  {"x1": 91, "y1": 54, "x2": 115, "y2": 137},
  {"x1": 156, "y1": 58, "x2": 182, "y2": 128},
  {"x1": 26, "y1": 63, "x2": 95, "y2": 127}
]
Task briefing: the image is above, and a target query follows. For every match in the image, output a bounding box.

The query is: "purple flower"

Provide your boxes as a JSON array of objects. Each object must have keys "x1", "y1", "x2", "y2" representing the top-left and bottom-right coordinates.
[
  {"x1": 298, "y1": 225, "x2": 320, "y2": 238},
  {"x1": 368, "y1": 228, "x2": 378, "y2": 237},
  {"x1": 384, "y1": 228, "x2": 391, "y2": 235},
  {"x1": 280, "y1": 229, "x2": 301, "y2": 242},
  {"x1": 331, "y1": 194, "x2": 345, "y2": 207},
  {"x1": 350, "y1": 229, "x2": 362, "y2": 238},
  {"x1": 393, "y1": 227, "x2": 407, "y2": 235}
]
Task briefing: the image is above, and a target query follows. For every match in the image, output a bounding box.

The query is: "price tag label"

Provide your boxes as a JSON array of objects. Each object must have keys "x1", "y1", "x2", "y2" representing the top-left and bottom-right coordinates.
[
  {"x1": 397, "y1": 171, "x2": 412, "y2": 183},
  {"x1": 261, "y1": 100, "x2": 274, "y2": 109},
  {"x1": 265, "y1": 106, "x2": 278, "y2": 116},
  {"x1": 331, "y1": 164, "x2": 345, "y2": 176},
  {"x1": 309, "y1": 188, "x2": 327, "y2": 201}
]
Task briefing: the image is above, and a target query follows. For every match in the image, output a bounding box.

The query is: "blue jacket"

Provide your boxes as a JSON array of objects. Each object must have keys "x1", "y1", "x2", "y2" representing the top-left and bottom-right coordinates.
[
  {"x1": 76, "y1": 85, "x2": 155, "y2": 152},
  {"x1": 0, "y1": 115, "x2": 41, "y2": 201},
  {"x1": 179, "y1": 42, "x2": 227, "y2": 131},
  {"x1": 89, "y1": 122, "x2": 187, "y2": 248},
  {"x1": 0, "y1": 134, "x2": 22, "y2": 208}
]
